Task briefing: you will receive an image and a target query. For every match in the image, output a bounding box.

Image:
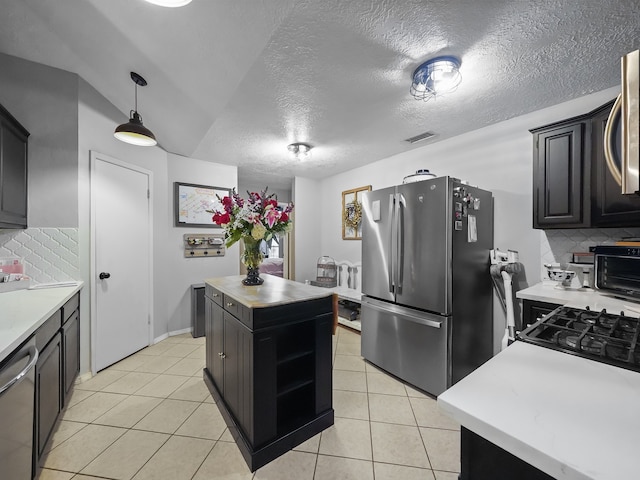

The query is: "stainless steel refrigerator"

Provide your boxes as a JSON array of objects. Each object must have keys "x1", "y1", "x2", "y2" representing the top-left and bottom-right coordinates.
[{"x1": 361, "y1": 176, "x2": 493, "y2": 396}]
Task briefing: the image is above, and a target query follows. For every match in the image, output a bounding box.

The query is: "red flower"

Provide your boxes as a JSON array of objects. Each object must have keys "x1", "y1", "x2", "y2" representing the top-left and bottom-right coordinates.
[
  {"x1": 279, "y1": 212, "x2": 288, "y2": 223},
  {"x1": 266, "y1": 199, "x2": 278, "y2": 209},
  {"x1": 212, "y1": 212, "x2": 231, "y2": 225},
  {"x1": 221, "y1": 196, "x2": 233, "y2": 213}
]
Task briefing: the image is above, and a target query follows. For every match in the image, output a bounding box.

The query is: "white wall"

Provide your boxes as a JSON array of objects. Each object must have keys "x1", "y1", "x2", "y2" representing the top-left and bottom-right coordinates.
[
  {"x1": 0, "y1": 52, "x2": 79, "y2": 227},
  {"x1": 166, "y1": 153, "x2": 238, "y2": 334},
  {"x1": 292, "y1": 176, "x2": 322, "y2": 282},
  {"x1": 238, "y1": 181, "x2": 292, "y2": 203},
  {"x1": 78, "y1": 78, "x2": 170, "y2": 373}
]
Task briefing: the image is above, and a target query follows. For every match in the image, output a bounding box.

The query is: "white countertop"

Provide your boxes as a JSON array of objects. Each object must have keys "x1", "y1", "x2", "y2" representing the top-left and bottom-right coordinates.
[
  {"x1": 438, "y1": 340, "x2": 640, "y2": 480},
  {"x1": 0, "y1": 282, "x2": 83, "y2": 362},
  {"x1": 205, "y1": 275, "x2": 333, "y2": 308},
  {"x1": 517, "y1": 282, "x2": 640, "y2": 315}
]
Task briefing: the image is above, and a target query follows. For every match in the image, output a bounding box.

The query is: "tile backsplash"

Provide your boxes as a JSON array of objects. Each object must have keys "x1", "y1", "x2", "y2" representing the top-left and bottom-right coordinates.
[
  {"x1": 0, "y1": 228, "x2": 80, "y2": 284},
  {"x1": 540, "y1": 227, "x2": 640, "y2": 284}
]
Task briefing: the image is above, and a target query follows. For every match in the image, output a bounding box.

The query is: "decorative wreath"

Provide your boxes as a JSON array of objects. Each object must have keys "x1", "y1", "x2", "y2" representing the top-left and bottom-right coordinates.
[{"x1": 343, "y1": 201, "x2": 363, "y2": 229}]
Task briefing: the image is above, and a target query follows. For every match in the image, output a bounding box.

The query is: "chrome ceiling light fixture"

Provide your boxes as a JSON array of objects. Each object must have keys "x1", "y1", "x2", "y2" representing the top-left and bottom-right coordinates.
[
  {"x1": 410, "y1": 56, "x2": 462, "y2": 101},
  {"x1": 287, "y1": 142, "x2": 312, "y2": 160},
  {"x1": 114, "y1": 72, "x2": 157, "y2": 147},
  {"x1": 143, "y1": 0, "x2": 192, "y2": 7}
]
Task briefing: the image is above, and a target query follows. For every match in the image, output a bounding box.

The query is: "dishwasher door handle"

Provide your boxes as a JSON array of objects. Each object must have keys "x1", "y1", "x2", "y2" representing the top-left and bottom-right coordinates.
[{"x1": 0, "y1": 346, "x2": 38, "y2": 397}]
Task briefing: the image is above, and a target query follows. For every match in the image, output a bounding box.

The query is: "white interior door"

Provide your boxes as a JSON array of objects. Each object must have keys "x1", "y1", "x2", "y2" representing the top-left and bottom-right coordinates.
[{"x1": 91, "y1": 152, "x2": 153, "y2": 372}]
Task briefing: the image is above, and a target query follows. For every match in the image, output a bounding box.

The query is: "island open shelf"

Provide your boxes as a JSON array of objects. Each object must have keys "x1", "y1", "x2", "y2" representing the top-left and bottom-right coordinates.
[{"x1": 203, "y1": 275, "x2": 334, "y2": 472}]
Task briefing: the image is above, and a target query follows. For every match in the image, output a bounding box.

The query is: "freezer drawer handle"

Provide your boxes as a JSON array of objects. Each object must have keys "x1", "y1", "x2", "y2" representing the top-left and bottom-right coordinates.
[
  {"x1": 0, "y1": 345, "x2": 39, "y2": 397},
  {"x1": 363, "y1": 298, "x2": 443, "y2": 328}
]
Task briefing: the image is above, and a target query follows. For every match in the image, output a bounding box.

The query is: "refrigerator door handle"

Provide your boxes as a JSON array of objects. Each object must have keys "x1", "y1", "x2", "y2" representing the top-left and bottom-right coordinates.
[
  {"x1": 397, "y1": 193, "x2": 406, "y2": 293},
  {"x1": 362, "y1": 297, "x2": 443, "y2": 329},
  {"x1": 388, "y1": 193, "x2": 396, "y2": 293}
]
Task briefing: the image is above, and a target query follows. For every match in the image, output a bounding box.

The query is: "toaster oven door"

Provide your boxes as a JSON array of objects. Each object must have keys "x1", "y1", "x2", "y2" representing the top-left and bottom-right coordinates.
[{"x1": 595, "y1": 254, "x2": 640, "y2": 301}]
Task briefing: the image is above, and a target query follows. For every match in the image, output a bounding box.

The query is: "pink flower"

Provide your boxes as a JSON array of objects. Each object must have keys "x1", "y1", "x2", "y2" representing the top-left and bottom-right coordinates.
[{"x1": 265, "y1": 207, "x2": 280, "y2": 228}]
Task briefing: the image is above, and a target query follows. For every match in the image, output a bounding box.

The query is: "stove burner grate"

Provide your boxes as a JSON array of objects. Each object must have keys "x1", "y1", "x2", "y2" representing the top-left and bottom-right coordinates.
[{"x1": 519, "y1": 306, "x2": 640, "y2": 372}]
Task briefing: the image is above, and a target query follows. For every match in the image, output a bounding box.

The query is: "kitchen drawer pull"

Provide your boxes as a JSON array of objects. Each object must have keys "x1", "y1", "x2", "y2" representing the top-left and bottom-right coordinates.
[
  {"x1": 226, "y1": 302, "x2": 234, "y2": 307},
  {"x1": 220, "y1": 353, "x2": 226, "y2": 359},
  {"x1": 212, "y1": 293, "x2": 219, "y2": 297},
  {"x1": 0, "y1": 346, "x2": 38, "y2": 396}
]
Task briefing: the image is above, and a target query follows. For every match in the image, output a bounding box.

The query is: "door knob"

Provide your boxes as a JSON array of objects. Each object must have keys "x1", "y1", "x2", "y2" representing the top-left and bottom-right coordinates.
[{"x1": 99, "y1": 272, "x2": 111, "y2": 280}]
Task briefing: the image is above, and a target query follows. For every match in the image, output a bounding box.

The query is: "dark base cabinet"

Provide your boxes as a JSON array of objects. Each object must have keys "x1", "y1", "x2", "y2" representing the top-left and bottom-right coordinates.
[
  {"x1": 33, "y1": 291, "x2": 80, "y2": 477},
  {"x1": 35, "y1": 332, "x2": 62, "y2": 459},
  {"x1": 460, "y1": 427, "x2": 555, "y2": 480},
  {"x1": 521, "y1": 299, "x2": 561, "y2": 331},
  {"x1": 204, "y1": 283, "x2": 334, "y2": 472}
]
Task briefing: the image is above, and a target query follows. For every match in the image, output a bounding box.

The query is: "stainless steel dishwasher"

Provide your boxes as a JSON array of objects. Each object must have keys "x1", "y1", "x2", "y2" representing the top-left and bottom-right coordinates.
[{"x1": 0, "y1": 337, "x2": 38, "y2": 480}]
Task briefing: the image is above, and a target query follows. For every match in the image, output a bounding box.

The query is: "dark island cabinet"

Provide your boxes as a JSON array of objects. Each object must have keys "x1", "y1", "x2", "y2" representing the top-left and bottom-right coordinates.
[
  {"x1": 0, "y1": 103, "x2": 29, "y2": 229},
  {"x1": 204, "y1": 281, "x2": 334, "y2": 472},
  {"x1": 531, "y1": 99, "x2": 640, "y2": 229}
]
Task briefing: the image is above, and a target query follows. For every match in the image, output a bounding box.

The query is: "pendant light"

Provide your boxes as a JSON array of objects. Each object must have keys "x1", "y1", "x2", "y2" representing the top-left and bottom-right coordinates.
[{"x1": 114, "y1": 72, "x2": 157, "y2": 147}]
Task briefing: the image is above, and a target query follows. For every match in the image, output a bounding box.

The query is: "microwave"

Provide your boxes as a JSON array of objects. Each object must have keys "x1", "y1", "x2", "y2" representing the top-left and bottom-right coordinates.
[
  {"x1": 605, "y1": 50, "x2": 639, "y2": 196},
  {"x1": 593, "y1": 245, "x2": 640, "y2": 301}
]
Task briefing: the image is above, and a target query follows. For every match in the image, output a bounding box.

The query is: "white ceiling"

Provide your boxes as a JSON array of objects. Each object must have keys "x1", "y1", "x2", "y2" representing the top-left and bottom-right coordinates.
[{"x1": 0, "y1": 0, "x2": 638, "y2": 189}]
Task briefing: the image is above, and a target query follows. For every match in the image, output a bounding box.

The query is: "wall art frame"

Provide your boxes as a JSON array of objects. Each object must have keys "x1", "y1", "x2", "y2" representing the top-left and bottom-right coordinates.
[
  {"x1": 342, "y1": 185, "x2": 371, "y2": 240},
  {"x1": 174, "y1": 182, "x2": 231, "y2": 228}
]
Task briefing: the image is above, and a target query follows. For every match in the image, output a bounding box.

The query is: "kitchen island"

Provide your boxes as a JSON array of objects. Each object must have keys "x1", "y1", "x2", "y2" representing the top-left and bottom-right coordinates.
[
  {"x1": 203, "y1": 274, "x2": 334, "y2": 472},
  {"x1": 438, "y1": 298, "x2": 640, "y2": 480}
]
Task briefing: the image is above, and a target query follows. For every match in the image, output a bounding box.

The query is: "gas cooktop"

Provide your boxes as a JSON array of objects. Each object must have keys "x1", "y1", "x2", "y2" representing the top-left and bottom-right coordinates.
[{"x1": 518, "y1": 306, "x2": 640, "y2": 372}]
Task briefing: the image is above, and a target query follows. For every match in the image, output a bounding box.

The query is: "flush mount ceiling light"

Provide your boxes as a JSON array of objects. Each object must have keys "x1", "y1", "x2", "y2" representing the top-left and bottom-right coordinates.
[
  {"x1": 114, "y1": 72, "x2": 157, "y2": 147},
  {"x1": 143, "y1": 0, "x2": 192, "y2": 7},
  {"x1": 410, "y1": 56, "x2": 462, "y2": 101},
  {"x1": 287, "y1": 142, "x2": 312, "y2": 160}
]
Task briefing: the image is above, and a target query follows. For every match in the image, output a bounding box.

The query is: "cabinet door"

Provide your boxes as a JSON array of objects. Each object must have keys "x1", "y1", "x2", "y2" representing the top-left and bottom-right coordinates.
[
  {"x1": 591, "y1": 101, "x2": 640, "y2": 226},
  {"x1": 211, "y1": 303, "x2": 225, "y2": 392},
  {"x1": 62, "y1": 310, "x2": 80, "y2": 405},
  {"x1": 35, "y1": 333, "x2": 62, "y2": 460},
  {"x1": 533, "y1": 122, "x2": 589, "y2": 228},
  {"x1": 223, "y1": 312, "x2": 253, "y2": 435},
  {"x1": 0, "y1": 106, "x2": 29, "y2": 228}
]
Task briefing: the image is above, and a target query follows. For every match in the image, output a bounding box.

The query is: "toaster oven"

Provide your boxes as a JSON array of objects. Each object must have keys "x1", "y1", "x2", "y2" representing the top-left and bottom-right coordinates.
[{"x1": 593, "y1": 245, "x2": 640, "y2": 301}]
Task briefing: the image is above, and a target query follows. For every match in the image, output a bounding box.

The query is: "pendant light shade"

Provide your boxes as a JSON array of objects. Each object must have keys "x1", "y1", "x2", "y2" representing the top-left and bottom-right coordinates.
[{"x1": 114, "y1": 72, "x2": 157, "y2": 147}]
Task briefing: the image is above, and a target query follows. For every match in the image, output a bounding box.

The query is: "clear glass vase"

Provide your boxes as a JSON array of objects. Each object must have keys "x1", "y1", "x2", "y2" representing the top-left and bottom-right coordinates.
[{"x1": 241, "y1": 236, "x2": 264, "y2": 285}]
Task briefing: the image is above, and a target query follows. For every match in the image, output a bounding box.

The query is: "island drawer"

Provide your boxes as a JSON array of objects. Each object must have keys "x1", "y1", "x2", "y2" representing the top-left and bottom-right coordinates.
[
  {"x1": 223, "y1": 294, "x2": 250, "y2": 325},
  {"x1": 205, "y1": 284, "x2": 223, "y2": 306}
]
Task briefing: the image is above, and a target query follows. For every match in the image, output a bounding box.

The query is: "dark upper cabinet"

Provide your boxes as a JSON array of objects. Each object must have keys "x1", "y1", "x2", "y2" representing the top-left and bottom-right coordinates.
[
  {"x1": 531, "y1": 119, "x2": 589, "y2": 228},
  {"x1": 0, "y1": 103, "x2": 29, "y2": 229},
  {"x1": 531, "y1": 99, "x2": 640, "y2": 229},
  {"x1": 590, "y1": 100, "x2": 640, "y2": 225}
]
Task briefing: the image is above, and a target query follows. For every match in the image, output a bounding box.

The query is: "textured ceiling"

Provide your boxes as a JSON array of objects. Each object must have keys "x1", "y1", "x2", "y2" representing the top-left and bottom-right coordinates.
[{"x1": 0, "y1": 0, "x2": 638, "y2": 189}]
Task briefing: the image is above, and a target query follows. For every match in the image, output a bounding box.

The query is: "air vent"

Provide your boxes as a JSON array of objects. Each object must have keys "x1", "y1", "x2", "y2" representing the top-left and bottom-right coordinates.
[{"x1": 404, "y1": 131, "x2": 436, "y2": 144}]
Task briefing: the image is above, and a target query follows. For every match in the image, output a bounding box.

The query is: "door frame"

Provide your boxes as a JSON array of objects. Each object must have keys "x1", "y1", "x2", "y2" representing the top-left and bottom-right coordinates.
[{"x1": 89, "y1": 151, "x2": 154, "y2": 375}]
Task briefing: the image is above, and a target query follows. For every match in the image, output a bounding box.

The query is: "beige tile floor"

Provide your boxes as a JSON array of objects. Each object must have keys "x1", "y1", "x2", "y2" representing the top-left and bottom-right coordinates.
[{"x1": 38, "y1": 326, "x2": 460, "y2": 480}]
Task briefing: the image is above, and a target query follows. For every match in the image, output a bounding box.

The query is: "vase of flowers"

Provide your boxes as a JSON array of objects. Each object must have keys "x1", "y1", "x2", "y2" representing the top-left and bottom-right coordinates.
[{"x1": 210, "y1": 188, "x2": 293, "y2": 286}]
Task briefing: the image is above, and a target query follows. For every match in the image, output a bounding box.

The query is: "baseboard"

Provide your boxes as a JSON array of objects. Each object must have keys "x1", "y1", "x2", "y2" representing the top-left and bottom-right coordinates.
[{"x1": 153, "y1": 327, "x2": 192, "y2": 345}]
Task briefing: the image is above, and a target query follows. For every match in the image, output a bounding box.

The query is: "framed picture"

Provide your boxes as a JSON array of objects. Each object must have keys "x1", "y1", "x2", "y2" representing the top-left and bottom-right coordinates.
[
  {"x1": 174, "y1": 182, "x2": 231, "y2": 228},
  {"x1": 342, "y1": 185, "x2": 371, "y2": 240}
]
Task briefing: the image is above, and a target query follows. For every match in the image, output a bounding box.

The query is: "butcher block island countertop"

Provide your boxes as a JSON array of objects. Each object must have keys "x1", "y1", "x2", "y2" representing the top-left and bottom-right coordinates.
[
  {"x1": 203, "y1": 274, "x2": 334, "y2": 472},
  {"x1": 204, "y1": 274, "x2": 334, "y2": 308}
]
